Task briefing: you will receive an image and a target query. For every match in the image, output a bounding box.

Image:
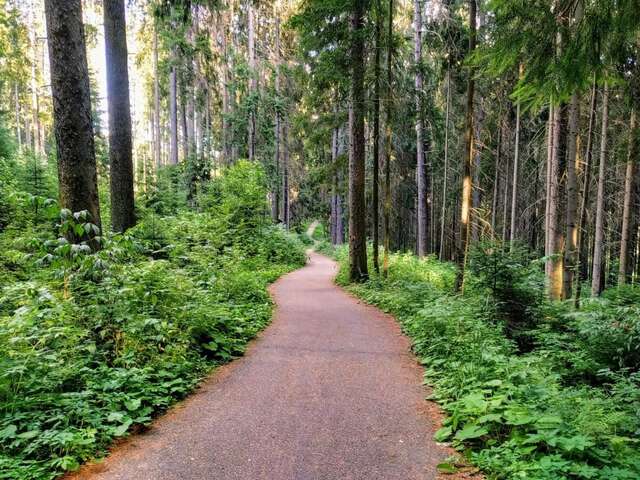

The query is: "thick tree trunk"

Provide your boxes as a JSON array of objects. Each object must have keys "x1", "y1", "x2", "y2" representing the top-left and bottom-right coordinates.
[
  {"x1": 372, "y1": 6, "x2": 381, "y2": 273},
  {"x1": 44, "y1": 0, "x2": 101, "y2": 230},
  {"x1": 562, "y1": 93, "x2": 580, "y2": 298},
  {"x1": 619, "y1": 108, "x2": 637, "y2": 284},
  {"x1": 104, "y1": 0, "x2": 135, "y2": 233},
  {"x1": 591, "y1": 84, "x2": 609, "y2": 296},
  {"x1": 574, "y1": 78, "x2": 597, "y2": 306},
  {"x1": 413, "y1": 0, "x2": 428, "y2": 257},
  {"x1": 169, "y1": 64, "x2": 178, "y2": 165},
  {"x1": 456, "y1": 0, "x2": 476, "y2": 291},
  {"x1": 383, "y1": 0, "x2": 394, "y2": 278},
  {"x1": 348, "y1": 0, "x2": 369, "y2": 282}
]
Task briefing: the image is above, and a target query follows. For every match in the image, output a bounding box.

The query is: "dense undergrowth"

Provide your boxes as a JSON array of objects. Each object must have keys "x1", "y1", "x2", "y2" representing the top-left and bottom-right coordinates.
[
  {"x1": 320, "y1": 241, "x2": 640, "y2": 479},
  {"x1": 0, "y1": 160, "x2": 305, "y2": 479}
]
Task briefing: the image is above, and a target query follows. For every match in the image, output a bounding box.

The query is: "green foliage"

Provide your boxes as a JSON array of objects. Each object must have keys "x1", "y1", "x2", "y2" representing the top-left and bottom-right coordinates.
[
  {"x1": 0, "y1": 162, "x2": 305, "y2": 479},
  {"x1": 334, "y1": 249, "x2": 640, "y2": 480}
]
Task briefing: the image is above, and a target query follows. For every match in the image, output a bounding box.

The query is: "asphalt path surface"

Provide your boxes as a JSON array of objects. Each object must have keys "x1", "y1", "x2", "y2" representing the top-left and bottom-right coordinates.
[{"x1": 69, "y1": 252, "x2": 451, "y2": 480}]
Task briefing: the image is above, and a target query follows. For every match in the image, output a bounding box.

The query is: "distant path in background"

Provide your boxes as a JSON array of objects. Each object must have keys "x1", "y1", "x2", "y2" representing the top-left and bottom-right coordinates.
[
  {"x1": 67, "y1": 252, "x2": 467, "y2": 480},
  {"x1": 306, "y1": 219, "x2": 320, "y2": 239}
]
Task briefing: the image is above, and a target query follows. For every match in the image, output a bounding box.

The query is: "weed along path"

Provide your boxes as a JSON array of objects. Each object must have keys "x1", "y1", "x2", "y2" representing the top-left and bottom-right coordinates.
[{"x1": 69, "y1": 252, "x2": 455, "y2": 480}]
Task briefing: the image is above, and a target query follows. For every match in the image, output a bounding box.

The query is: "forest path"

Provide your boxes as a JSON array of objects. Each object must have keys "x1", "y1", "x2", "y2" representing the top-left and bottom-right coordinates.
[{"x1": 68, "y1": 252, "x2": 453, "y2": 480}]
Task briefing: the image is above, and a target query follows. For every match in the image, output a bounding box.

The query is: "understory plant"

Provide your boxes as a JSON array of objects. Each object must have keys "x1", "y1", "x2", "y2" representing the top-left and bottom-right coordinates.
[
  {"x1": 0, "y1": 162, "x2": 305, "y2": 479},
  {"x1": 332, "y1": 243, "x2": 640, "y2": 480}
]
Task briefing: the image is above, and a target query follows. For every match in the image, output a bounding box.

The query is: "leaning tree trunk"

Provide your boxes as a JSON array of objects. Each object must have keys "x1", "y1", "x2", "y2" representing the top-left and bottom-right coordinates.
[
  {"x1": 456, "y1": 0, "x2": 476, "y2": 291},
  {"x1": 104, "y1": 0, "x2": 135, "y2": 233},
  {"x1": 44, "y1": 0, "x2": 101, "y2": 233},
  {"x1": 619, "y1": 108, "x2": 637, "y2": 285},
  {"x1": 592, "y1": 84, "x2": 609, "y2": 296},
  {"x1": 348, "y1": 0, "x2": 369, "y2": 282},
  {"x1": 414, "y1": 0, "x2": 428, "y2": 257}
]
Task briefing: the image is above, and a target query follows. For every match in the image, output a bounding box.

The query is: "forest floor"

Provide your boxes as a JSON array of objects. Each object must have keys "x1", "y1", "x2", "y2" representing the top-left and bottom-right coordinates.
[{"x1": 65, "y1": 252, "x2": 476, "y2": 480}]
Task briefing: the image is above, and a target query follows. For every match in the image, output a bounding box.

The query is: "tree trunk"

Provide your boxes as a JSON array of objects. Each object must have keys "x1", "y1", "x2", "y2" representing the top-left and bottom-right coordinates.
[
  {"x1": 44, "y1": 0, "x2": 101, "y2": 231},
  {"x1": 413, "y1": 0, "x2": 428, "y2": 257},
  {"x1": 153, "y1": 23, "x2": 161, "y2": 170},
  {"x1": 456, "y1": 0, "x2": 476, "y2": 291},
  {"x1": 575, "y1": 77, "x2": 597, "y2": 306},
  {"x1": 282, "y1": 116, "x2": 290, "y2": 229},
  {"x1": 272, "y1": 10, "x2": 281, "y2": 223},
  {"x1": 169, "y1": 64, "x2": 178, "y2": 165},
  {"x1": 382, "y1": 0, "x2": 394, "y2": 278},
  {"x1": 619, "y1": 108, "x2": 637, "y2": 284},
  {"x1": 562, "y1": 93, "x2": 580, "y2": 298},
  {"x1": 247, "y1": 2, "x2": 256, "y2": 161},
  {"x1": 348, "y1": 0, "x2": 369, "y2": 282},
  {"x1": 104, "y1": 0, "x2": 135, "y2": 233},
  {"x1": 591, "y1": 84, "x2": 609, "y2": 296},
  {"x1": 509, "y1": 101, "x2": 521, "y2": 246},
  {"x1": 372, "y1": 4, "x2": 381, "y2": 273},
  {"x1": 331, "y1": 124, "x2": 339, "y2": 244},
  {"x1": 14, "y1": 83, "x2": 22, "y2": 151},
  {"x1": 439, "y1": 67, "x2": 451, "y2": 260}
]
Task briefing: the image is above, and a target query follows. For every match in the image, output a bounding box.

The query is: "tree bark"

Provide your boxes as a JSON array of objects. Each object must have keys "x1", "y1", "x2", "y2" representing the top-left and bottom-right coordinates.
[
  {"x1": 414, "y1": 0, "x2": 428, "y2": 257},
  {"x1": 591, "y1": 84, "x2": 609, "y2": 296},
  {"x1": 348, "y1": 0, "x2": 369, "y2": 282},
  {"x1": 44, "y1": 0, "x2": 101, "y2": 230},
  {"x1": 104, "y1": 0, "x2": 135, "y2": 232},
  {"x1": 247, "y1": 2, "x2": 256, "y2": 161},
  {"x1": 619, "y1": 108, "x2": 637, "y2": 284},
  {"x1": 382, "y1": 0, "x2": 394, "y2": 278},
  {"x1": 282, "y1": 116, "x2": 290, "y2": 229},
  {"x1": 439, "y1": 67, "x2": 451, "y2": 260},
  {"x1": 272, "y1": 9, "x2": 281, "y2": 222},
  {"x1": 456, "y1": 0, "x2": 476, "y2": 291},
  {"x1": 562, "y1": 93, "x2": 580, "y2": 298},
  {"x1": 509, "y1": 101, "x2": 521, "y2": 246},
  {"x1": 372, "y1": 3, "x2": 381, "y2": 273},
  {"x1": 153, "y1": 23, "x2": 161, "y2": 170},
  {"x1": 575, "y1": 77, "x2": 597, "y2": 306},
  {"x1": 169, "y1": 64, "x2": 178, "y2": 165}
]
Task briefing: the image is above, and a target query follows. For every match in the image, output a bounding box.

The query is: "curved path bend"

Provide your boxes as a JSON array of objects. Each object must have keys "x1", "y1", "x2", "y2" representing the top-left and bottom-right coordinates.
[{"x1": 70, "y1": 252, "x2": 453, "y2": 480}]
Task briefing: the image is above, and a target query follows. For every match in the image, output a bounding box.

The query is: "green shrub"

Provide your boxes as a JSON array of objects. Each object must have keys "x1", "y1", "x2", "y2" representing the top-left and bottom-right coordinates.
[{"x1": 0, "y1": 162, "x2": 305, "y2": 479}]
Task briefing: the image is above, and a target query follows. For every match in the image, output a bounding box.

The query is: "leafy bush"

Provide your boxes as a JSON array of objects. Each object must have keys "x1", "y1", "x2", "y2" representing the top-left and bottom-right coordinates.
[
  {"x1": 336, "y1": 250, "x2": 640, "y2": 480},
  {"x1": 0, "y1": 162, "x2": 305, "y2": 479}
]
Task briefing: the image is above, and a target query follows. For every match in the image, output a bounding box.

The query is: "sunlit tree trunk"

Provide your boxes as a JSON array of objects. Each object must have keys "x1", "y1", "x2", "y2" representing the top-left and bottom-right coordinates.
[
  {"x1": 509, "y1": 100, "x2": 521, "y2": 246},
  {"x1": 44, "y1": 0, "x2": 101, "y2": 230},
  {"x1": 104, "y1": 0, "x2": 136, "y2": 232},
  {"x1": 592, "y1": 84, "x2": 609, "y2": 296},
  {"x1": 456, "y1": 0, "x2": 476, "y2": 291}
]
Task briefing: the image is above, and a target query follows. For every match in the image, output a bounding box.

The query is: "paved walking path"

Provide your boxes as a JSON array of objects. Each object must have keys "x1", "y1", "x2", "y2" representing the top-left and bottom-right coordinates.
[{"x1": 70, "y1": 252, "x2": 451, "y2": 480}]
